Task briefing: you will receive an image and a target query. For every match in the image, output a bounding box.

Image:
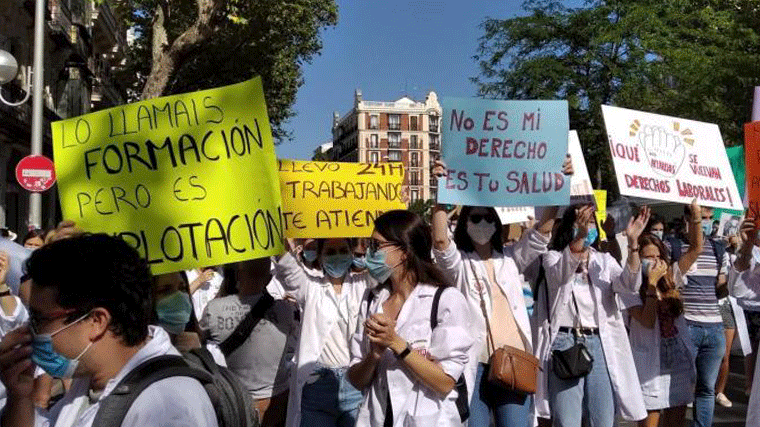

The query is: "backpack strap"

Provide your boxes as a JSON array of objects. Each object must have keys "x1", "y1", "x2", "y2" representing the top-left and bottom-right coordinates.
[
  {"x1": 219, "y1": 290, "x2": 275, "y2": 356},
  {"x1": 91, "y1": 355, "x2": 212, "y2": 427},
  {"x1": 430, "y1": 286, "x2": 447, "y2": 329}
]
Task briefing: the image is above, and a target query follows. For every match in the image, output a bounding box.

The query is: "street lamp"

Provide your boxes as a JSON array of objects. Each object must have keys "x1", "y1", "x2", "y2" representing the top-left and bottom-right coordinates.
[
  {"x1": 0, "y1": 0, "x2": 46, "y2": 230},
  {"x1": 0, "y1": 50, "x2": 32, "y2": 106}
]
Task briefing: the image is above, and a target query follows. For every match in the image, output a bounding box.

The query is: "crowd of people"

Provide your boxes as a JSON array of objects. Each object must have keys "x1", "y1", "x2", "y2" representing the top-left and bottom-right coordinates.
[{"x1": 0, "y1": 158, "x2": 757, "y2": 427}]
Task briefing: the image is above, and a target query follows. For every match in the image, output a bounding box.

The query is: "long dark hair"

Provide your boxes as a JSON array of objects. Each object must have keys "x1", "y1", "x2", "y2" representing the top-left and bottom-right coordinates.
[
  {"x1": 638, "y1": 234, "x2": 683, "y2": 317},
  {"x1": 453, "y1": 206, "x2": 504, "y2": 254},
  {"x1": 374, "y1": 210, "x2": 449, "y2": 287},
  {"x1": 549, "y1": 204, "x2": 598, "y2": 251}
]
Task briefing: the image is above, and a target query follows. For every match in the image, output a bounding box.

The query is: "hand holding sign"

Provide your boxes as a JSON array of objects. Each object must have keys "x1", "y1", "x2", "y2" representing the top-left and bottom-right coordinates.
[{"x1": 638, "y1": 125, "x2": 686, "y2": 177}]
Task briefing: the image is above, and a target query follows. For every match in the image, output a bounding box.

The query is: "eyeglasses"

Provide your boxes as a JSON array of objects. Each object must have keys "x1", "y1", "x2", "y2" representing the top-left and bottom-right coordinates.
[
  {"x1": 469, "y1": 214, "x2": 496, "y2": 224},
  {"x1": 368, "y1": 239, "x2": 398, "y2": 253},
  {"x1": 29, "y1": 308, "x2": 77, "y2": 334}
]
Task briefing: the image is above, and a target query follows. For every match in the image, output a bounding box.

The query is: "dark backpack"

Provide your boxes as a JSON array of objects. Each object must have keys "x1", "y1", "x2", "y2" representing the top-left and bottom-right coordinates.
[
  {"x1": 365, "y1": 286, "x2": 469, "y2": 422},
  {"x1": 92, "y1": 347, "x2": 258, "y2": 427}
]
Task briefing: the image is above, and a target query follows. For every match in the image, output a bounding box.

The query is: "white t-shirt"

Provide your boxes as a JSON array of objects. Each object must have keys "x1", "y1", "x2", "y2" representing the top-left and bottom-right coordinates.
[
  {"x1": 186, "y1": 269, "x2": 224, "y2": 318},
  {"x1": 34, "y1": 326, "x2": 217, "y2": 427}
]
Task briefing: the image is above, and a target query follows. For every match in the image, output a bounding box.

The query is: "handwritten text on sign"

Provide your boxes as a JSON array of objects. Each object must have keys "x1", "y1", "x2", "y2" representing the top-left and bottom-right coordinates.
[
  {"x1": 436, "y1": 98, "x2": 570, "y2": 207},
  {"x1": 602, "y1": 105, "x2": 741, "y2": 210},
  {"x1": 278, "y1": 160, "x2": 406, "y2": 238},
  {"x1": 745, "y1": 122, "x2": 760, "y2": 223},
  {"x1": 52, "y1": 78, "x2": 284, "y2": 274}
]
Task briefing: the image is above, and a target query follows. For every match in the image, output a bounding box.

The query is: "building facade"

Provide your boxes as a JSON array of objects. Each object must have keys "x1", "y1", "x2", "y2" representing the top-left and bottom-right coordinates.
[
  {"x1": 330, "y1": 90, "x2": 441, "y2": 202},
  {"x1": 0, "y1": 0, "x2": 126, "y2": 234}
]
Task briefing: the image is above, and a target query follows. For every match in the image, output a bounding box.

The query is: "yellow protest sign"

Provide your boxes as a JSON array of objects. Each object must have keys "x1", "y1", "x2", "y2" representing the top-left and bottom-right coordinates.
[
  {"x1": 52, "y1": 77, "x2": 284, "y2": 274},
  {"x1": 279, "y1": 160, "x2": 406, "y2": 238},
  {"x1": 594, "y1": 190, "x2": 608, "y2": 241}
]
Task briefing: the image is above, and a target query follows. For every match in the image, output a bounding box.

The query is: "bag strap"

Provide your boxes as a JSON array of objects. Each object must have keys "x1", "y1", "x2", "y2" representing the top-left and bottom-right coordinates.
[
  {"x1": 430, "y1": 286, "x2": 446, "y2": 329},
  {"x1": 468, "y1": 259, "x2": 496, "y2": 355},
  {"x1": 92, "y1": 355, "x2": 212, "y2": 427},
  {"x1": 219, "y1": 290, "x2": 275, "y2": 356}
]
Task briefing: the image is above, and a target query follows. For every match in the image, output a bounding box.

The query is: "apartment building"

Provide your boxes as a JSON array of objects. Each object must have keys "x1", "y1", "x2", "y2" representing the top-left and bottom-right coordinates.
[{"x1": 330, "y1": 89, "x2": 441, "y2": 202}]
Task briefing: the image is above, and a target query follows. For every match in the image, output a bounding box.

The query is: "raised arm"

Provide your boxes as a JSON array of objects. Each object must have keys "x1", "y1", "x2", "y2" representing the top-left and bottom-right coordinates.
[
  {"x1": 431, "y1": 160, "x2": 452, "y2": 252},
  {"x1": 623, "y1": 205, "x2": 650, "y2": 275},
  {"x1": 678, "y1": 200, "x2": 704, "y2": 274},
  {"x1": 273, "y1": 240, "x2": 316, "y2": 307}
]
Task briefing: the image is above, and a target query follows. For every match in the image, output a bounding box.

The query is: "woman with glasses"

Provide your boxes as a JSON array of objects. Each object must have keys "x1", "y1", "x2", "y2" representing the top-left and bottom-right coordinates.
[
  {"x1": 429, "y1": 160, "x2": 569, "y2": 427},
  {"x1": 348, "y1": 210, "x2": 473, "y2": 426},
  {"x1": 539, "y1": 204, "x2": 650, "y2": 427},
  {"x1": 275, "y1": 238, "x2": 373, "y2": 427}
]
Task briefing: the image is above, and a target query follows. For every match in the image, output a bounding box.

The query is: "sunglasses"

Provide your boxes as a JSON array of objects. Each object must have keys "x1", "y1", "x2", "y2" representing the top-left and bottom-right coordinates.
[{"x1": 469, "y1": 214, "x2": 496, "y2": 224}]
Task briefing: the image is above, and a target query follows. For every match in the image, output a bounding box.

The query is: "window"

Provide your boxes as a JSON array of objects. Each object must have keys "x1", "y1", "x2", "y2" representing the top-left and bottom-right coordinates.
[
  {"x1": 411, "y1": 190, "x2": 420, "y2": 202},
  {"x1": 370, "y1": 152, "x2": 379, "y2": 163},
  {"x1": 389, "y1": 114, "x2": 400, "y2": 130},
  {"x1": 410, "y1": 116, "x2": 418, "y2": 131},
  {"x1": 388, "y1": 132, "x2": 401, "y2": 148},
  {"x1": 370, "y1": 134, "x2": 378, "y2": 148},
  {"x1": 429, "y1": 134, "x2": 440, "y2": 150},
  {"x1": 410, "y1": 135, "x2": 418, "y2": 149},
  {"x1": 411, "y1": 152, "x2": 419, "y2": 168},
  {"x1": 370, "y1": 115, "x2": 378, "y2": 129},
  {"x1": 388, "y1": 150, "x2": 402, "y2": 162},
  {"x1": 429, "y1": 115, "x2": 439, "y2": 132},
  {"x1": 411, "y1": 171, "x2": 420, "y2": 186}
]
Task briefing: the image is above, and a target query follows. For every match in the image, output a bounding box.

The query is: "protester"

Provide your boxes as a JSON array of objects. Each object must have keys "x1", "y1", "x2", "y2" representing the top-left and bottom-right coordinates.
[
  {"x1": 22, "y1": 230, "x2": 45, "y2": 251},
  {"x1": 0, "y1": 251, "x2": 29, "y2": 413},
  {"x1": 348, "y1": 210, "x2": 473, "y2": 427},
  {"x1": 351, "y1": 238, "x2": 368, "y2": 274},
  {"x1": 623, "y1": 209, "x2": 703, "y2": 427},
  {"x1": 429, "y1": 160, "x2": 570, "y2": 427},
  {"x1": 665, "y1": 205, "x2": 731, "y2": 427},
  {"x1": 645, "y1": 215, "x2": 666, "y2": 241},
  {"x1": 0, "y1": 233, "x2": 217, "y2": 426},
  {"x1": 186, "y1": 266, "x2": 224, "y2": 321},
  {"x1": 538, "y1": 204, "x2": 649, "y2": 427},
  {"x1": 275, "y1": 237, "x2": 372, "y2": 427},
  {"x1": 152, "y1": 272, "x2": 203, "y2": 352},
  {"x1": 728, "y1": 217, "x2": 760, "y2": 426},
  {"x1": 202, "y1": 257, "x2": 298, "y2": 427}
]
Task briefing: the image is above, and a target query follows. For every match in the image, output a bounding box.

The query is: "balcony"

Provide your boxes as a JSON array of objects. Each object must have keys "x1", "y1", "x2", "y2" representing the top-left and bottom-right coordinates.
[
  {"x1": 388, "y1": 122, "x2": 401, "y2": 131},
  {"x1": 92, "y1": 2, "x2": 128, "y2": 61},
  {"x1": 48, "y1": 0, "x2": 73, "y2": 46},
  {"x1": 429, "y1": 123, "x2": 439, "y2": 132}
]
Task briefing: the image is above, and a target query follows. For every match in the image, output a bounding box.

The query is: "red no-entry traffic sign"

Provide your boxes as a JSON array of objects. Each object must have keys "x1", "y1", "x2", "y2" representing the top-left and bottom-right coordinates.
[{"x1": 15, "y1": 155, "x2": 56, "y2": 192}]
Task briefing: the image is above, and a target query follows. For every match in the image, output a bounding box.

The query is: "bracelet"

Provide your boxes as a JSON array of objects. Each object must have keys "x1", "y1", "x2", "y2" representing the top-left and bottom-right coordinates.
[
  {"x1": 394, "y1": 343, "x2": 412, "y2": 360},
  {"x1": 628, "y1": 246, "x2": 639, "y2": 251}
]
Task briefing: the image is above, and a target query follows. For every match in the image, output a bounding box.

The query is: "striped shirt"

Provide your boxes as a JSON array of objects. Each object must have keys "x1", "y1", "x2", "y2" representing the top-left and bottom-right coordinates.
[{"x1": 679, "y1": 239, "x2": 729, "y2": 323}]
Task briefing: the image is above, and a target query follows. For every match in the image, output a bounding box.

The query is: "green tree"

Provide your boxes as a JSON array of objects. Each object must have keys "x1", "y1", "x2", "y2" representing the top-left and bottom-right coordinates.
[
  {"x1": 473, "y1": 0, "x2": 760, "y2": 196},
  {"x1": 113, "y1": 0, "x2": 338, "y2": 140},
  {"x1": 408, "y1": 198, "x2": 436, "y2": 223}
]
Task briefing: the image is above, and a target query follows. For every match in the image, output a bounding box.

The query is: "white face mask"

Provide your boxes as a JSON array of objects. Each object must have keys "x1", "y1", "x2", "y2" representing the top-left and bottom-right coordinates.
[{"x1": 467, "y1": 221, "x2": 496, "y2": 246}]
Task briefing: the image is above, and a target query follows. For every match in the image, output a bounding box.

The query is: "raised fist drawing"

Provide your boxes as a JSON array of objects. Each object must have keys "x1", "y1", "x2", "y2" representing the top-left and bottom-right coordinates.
[{"x1": 637, "y1": 124, "x2": 686, "y2": 177}]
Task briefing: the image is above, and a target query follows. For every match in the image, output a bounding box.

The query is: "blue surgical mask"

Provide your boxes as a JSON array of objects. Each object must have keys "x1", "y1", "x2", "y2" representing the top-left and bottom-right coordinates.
[
  {"x1": 302, "y1": 250, "x2": 318, "y2": 263},
  {"x1": 31, "y1": 312, "x2": 93, "y2": 378},
  {"x1": 651, "y1": 230, "x2": 663, "y2": 240},
  {"x1": 323, "y1": 254, "x2": 353, "y2": 278},
  {"x1": 353, "y1": 256, "x2": 367, "y2": 270},
  {"x1": 574, "y1": 227, "x2": 598, "y2": 248},
  {"x1": 641, "y1": 259, "x2": 653, "y2": 275},
  {"x1": 365, "y1": 247, "x2": 394, "y2": 283},
  {"x1": 701, "y1": 219, "x2": 713, "y2": 236},
  {"x1": 156, "y1": 291, "x2": 193, "y2": 335}
]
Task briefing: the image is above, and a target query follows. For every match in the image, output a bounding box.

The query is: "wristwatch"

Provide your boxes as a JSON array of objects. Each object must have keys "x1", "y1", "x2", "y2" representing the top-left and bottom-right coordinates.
[{"x1": 394, "y1": 342, "x2": 412, "y2": 360}]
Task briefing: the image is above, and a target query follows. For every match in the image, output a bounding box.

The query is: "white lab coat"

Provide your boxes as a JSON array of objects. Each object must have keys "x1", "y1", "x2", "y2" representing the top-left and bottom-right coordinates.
[
  {"x1": 34, "y1": 326, "x2": 217, "y2": 427},
  {"x1": 535, "y1": 247, "x2": 647, "y2": 421},
  {"x1": 432, "y1": 228, "x2": 549, "y2": 403},
  {"x1": 275, "y1": 252, "x2": 374, "y2": 427},
  {"x1": 619, "y1": 264, "x2": 696, "y2": 410},
  {"x1": 727, "y1": 257, "x2": 760, "y2": 427},
  {"x1": 350, "y1": 284, "x2": 473, "y2": 427}
]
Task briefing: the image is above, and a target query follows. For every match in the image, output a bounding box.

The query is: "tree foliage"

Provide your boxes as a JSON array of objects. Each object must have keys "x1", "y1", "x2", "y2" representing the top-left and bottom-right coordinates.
[
  {"x1": 113, "y1": 0, "x2": 338, "y2": 140},
  {"x1": 408, "y1": 198, "x2": 436, "y2": 223},
  {"x1": 473, "y1": 0, "x2": 760, "y2": 196}
]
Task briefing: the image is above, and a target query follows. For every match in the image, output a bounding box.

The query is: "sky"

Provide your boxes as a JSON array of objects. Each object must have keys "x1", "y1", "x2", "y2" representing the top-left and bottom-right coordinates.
[{"x1": 276, "y1": 0, "x2": 528, "y2": 160}]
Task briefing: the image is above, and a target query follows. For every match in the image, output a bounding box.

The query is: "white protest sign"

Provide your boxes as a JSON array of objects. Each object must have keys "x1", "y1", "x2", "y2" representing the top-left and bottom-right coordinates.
[
  {"x1": 718, "y1": 212, "x2": 742, "y2": 237},
  {"x1": 495, "y1": 206, "x2": 535, "y2": 224},
  {"x1": 602, "y1": 105, "x2": 742, "y2": 209},
  {"x1": 568, "y1": 130, "x2": 594, "y2": 204}
]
